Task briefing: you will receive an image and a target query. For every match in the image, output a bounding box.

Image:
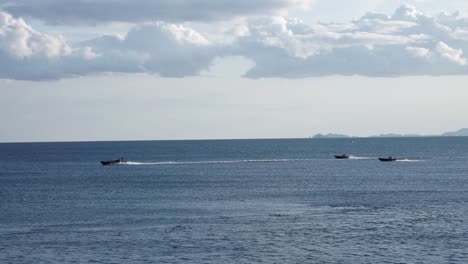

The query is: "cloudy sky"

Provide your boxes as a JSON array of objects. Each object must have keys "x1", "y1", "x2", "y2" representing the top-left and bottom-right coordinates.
[{"x1": 1, "y1": 0, "x2": 468, "y2": 142}]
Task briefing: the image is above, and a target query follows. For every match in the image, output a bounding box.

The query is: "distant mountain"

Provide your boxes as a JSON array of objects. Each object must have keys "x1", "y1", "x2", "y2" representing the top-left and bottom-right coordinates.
[
  {"x1": 312, "y1": 133, "x2": 350, "y2": 139},
  {"x1": 311, "y1": 128, "x2": 468, "y2": 138},
  {"x1": 441, "y1": 128, "x2": 468, "y2": 137}
]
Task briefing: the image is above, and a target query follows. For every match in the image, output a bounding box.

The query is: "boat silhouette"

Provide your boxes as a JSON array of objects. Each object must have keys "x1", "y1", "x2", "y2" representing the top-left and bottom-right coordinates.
[
  {"x1": 100, "y1": 158, "x2": 126, "y2": 165},
  {"x1": 378, "y1": 157, "x2": 397, "y2": 162},
  {"x1": 334, "y1": 154, "x2": 350, "y2": 159}
]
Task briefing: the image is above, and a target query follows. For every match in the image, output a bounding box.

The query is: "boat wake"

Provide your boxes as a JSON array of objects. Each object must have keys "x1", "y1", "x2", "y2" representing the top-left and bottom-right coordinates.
[
  {"x1": 124, "y1": 159, "x2": 309, "y2": 166},
  {"x1": 348, "y1": 156, "x2": 375, "y2": 160},
  {"x1": 397, "y1": 158, "x2": 423, "y2": 162},
  {"x1": 113, "y1": 157, "x2": 424, "y2": 166}
]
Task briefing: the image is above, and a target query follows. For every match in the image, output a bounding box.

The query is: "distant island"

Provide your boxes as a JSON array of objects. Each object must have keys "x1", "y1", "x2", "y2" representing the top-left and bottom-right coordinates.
[
  {"x1": 441, "y1": 128, "x2": 468, "y2": 137},
  {"x1": 312, "y1": 128, "x2": 468, "y2": 138}
]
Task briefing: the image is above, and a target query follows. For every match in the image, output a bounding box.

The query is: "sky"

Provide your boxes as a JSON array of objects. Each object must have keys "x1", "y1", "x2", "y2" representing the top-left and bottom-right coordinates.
[{"x1": 1, "y1": 0, "x2": 468, "y2": 142}]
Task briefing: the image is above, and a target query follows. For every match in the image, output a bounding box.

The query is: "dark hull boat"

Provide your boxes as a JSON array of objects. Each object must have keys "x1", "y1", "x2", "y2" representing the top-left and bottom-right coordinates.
[
  {"x1": 335, "y1": 155, "x2": 349, "y2": 159},
  {"x1": 101, "y1": 158, "x2": 126, "y2": 166},
  {"x1": 379, "y1": 157, "x2": 397, "y2": 162}
]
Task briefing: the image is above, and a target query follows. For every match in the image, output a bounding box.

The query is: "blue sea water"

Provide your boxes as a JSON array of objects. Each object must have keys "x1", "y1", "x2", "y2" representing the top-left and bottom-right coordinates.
[{"x1": 0, "y1": 137, "x2": 467, "y2": 263}]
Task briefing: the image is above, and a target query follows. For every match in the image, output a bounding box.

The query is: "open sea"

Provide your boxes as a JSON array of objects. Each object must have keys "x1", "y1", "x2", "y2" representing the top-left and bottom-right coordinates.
[{"x1": 0, "y1": 137, "x2": 467, "y2": 263}]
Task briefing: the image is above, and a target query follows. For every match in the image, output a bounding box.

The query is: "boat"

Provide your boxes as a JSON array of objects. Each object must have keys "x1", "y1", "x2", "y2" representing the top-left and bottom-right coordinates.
[
  {"x1": 378, "y1": 157, "x2": 397, "y2": 162},
  {"x1": 100, "y1": 158, "x2": 126, "y2": 165},
  {"x1": 334, "y1": 154, "x2": 350, "y2": 159}
]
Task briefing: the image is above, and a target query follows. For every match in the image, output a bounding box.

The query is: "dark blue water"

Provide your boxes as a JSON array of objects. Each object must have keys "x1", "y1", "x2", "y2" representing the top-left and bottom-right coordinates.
[{"x1": 1, "y1": 138, "x2": 467, "y2": 263}]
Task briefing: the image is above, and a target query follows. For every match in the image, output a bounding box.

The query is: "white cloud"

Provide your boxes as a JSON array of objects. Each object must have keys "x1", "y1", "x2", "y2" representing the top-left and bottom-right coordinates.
[
  {"x1": 0, "y1": 0, "x2": 311, "y2": 24},
  {"x1": 232, "y1": 4, "x2": 468, "y2": 77},
  {"x1": 393, "y1": 4, "x2": 423, "y2": 21},
  {"x1": 0, "y1": 12, "x2": 77, "y2": 80},
  {"x1": 2, "y1": 5, "x2": 468, "y2": 80},
  {"x1": 0, "y1": 15, "x2": 222, "y2": 80},
  {"x1": 80, "y1": 23, "x2": 219, "y2": 77},
  {"x1": 435, "y1": 41, "x2": 466, "y2": 65},
  {"x1": 0, "y1": 12, "x2": 70, "y2": 58},
  {"x1": 406, "y1": 46, "x2": 430, "y2": 58}
]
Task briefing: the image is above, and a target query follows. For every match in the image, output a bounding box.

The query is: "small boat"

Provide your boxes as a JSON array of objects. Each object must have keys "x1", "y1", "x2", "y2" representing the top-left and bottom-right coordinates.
[
  {"x1": 335, "y1": 154, "x2": 349, "y2": 159},
  {"x1": 378, "y1": 157, "x2": 397, "y2": 162},
  {"x1": 101, "y1": 158, "x2": 126, "y2": 166}
]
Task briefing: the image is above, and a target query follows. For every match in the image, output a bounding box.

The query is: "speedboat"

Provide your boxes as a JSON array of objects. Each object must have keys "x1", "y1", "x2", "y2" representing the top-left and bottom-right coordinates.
[
  {"x1": 100, "y1": 158, "x2": 126, "y2": 165},
  {"x1": 378, "y1": 157, "x2": 397, "y2": 162},
  {"x1": 335, "y1": 154, "x2": 349, "y2": 159}
]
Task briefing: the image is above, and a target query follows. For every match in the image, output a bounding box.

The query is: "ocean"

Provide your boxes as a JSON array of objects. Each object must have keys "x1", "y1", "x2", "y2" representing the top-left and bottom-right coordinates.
[{"x1": 0, "y1": 137, "x2": 467, "y2": 263}]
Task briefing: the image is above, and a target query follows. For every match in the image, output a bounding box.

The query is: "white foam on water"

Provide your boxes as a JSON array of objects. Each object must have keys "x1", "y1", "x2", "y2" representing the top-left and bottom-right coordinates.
[
  {"x1": 123, "y1": 159, "x2": 310, "y2": 166},
  {"x1": 397, "y1": 159, "x2": 423, "y2": 162},
  {"x1": 348, "y1": 156, "x2": 375, "y2": 160}
]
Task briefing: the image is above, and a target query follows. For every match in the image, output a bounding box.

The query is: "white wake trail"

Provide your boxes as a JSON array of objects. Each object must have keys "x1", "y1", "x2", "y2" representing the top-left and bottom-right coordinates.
[
  {"x1": 348, "y1": 156, "x2": 375, "y2": 160},
  {"x1": 123, "y1": 159, "x2": 309, "y2": 166}
]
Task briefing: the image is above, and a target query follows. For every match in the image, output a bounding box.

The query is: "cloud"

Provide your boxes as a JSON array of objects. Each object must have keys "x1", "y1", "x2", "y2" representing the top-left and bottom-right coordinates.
[
  {"x1": 78, "y1": 23, "x2": 220, "y2": 77},
  {"x1": 0, "y1": 12, "x2": 225, "y2": 80},
  {"x1": 435, "y1": 41, "x2": 466, "y2": 65},
  {"x1": 2, "y1": 5, "x2": 468, "y2": 80},
  {"x1": 233, "y1": 4, "x2": 468, "y2": 77},
  {"x1": 0, "y1": 12, "x2": 70, "y2": 58},
  {"x1": 0, "y1": 12, "x2": 75, "y2": 80},
  {"x1": 0, "y1": 0, "x2": 311, "y2": 24}
]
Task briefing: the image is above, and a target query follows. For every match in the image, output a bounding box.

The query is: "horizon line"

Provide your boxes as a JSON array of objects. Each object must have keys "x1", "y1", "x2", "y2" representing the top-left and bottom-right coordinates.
[{"x1": 1, "y1": 135, "x2": 467, "y2": 144}]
